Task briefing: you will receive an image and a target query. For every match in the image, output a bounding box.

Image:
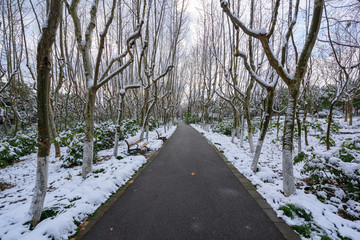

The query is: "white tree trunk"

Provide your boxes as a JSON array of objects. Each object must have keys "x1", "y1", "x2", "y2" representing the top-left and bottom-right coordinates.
[
  {"x1": 248, "y1": 127, "x2": 254, "y2": 152},
  {"x1": 113, "y1": 95, "x2": 124, "y2": 157},
  {"x1": 82, "y1": 90, "x2": 95, "y2": 179},
  {"x1": 282, "y1": 96, "x2": 296, "y2": 196},
  {"x1": 140, "y1": 127, "x2": 145, "y2": 140},
  {"x1": 251, "y1": 140, "x2": 264, "y2": 172},
  {"x1": 236, "y1": 127, "x2": 241, "y2": 139},
  {"x1": 231, "y1": 128, "x2": 235, "y2": 143},
  {"x1": 146, "y1": 125, "x2": 149, "y2": 141},
  {"x1": 82, "y1": 141, "x2": 93, "y2": 178},
  {"x1": 113, "y1": 132, "x2": 120, "y2": 157},
  {"x1": 29, "y1": 156, "x2": 49, "y2": 224}
]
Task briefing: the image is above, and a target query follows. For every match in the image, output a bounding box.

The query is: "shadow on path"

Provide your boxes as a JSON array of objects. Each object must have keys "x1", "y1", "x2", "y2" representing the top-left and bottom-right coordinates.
[{"x1": 83, "y1": 123, "x2": 290, "y2": 240}]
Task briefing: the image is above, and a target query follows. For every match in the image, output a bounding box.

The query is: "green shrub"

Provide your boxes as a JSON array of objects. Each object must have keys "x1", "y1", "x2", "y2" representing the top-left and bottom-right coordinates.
[
  {"x1": 320, "y1": 235, "x2": 332, "y2": 240},
  {"x1": 0, "y1": 142, "x2": 20, "y2": 167},
  {"x1": 5, "y1": 131, "x2": 37, "y2": 156},
  {"x1": 58, "y1": 130, "x2": 75, "y2": 147},
  {"x1": 319, "y1": 135, "x2": 335, "y2": 147},
  {"x1": 291, "y1": 224, "x2": 313, "y2": 238},
  {"x1": 148, "y1": 117, "x2": 157, "y2": 131},
  {"x1": 330, "y1": 121, "x2": 341, "y2": 133},
  {"x1": 306, "y1": 120, "x2": 324, "y2": 134},
  {"x1": 94, "y1": 121, "x2": 116, "y2": 153},
  {"x1": 40, "y1": 207, "x2": 60, "y2": 221},
  {"x1": 121, "y1": 119, "x2": 139, "y2": 137},
  {"x1": 61, "y1": 121, "x2": 120, "y2": 168},
  {"x1": 251, "y1": 120, "x2": 261, "y2": 134},
  {"x1": 296, "y1": 151, "x2": 360, "y2": 220},
  {"x1": 184, "y1": 113, "x2": 196, "y2": 124},
  {"x1": 293, "y1": 152, "x2": 308, "y2": 165},
  {"x1": 60, "y1": 133, "x2": 85, "y2": 168},
  {"x1": 279, "y1": 204, "x2": 313, "y2": 221},
  {"x1": 212, "y1": 121, "x2": 233, "y2": 136}
]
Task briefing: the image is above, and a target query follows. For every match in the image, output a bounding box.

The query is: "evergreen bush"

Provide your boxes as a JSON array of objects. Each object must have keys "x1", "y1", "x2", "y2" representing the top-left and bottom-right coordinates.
[
  {"x1": 0, "y1": 142, "x2": 20, "y2": 167},
  {"x1": 294, "y1": 144, "x2": 360, "y2": 220},
  {"x1": 212, "y1": 121, "x2": 233, "y2": 136}
]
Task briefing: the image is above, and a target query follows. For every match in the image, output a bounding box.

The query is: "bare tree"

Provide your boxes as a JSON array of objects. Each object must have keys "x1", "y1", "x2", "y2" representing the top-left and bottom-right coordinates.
[
  {"x1": 29, "y1": 0, "x2": 62, "y2": 227},
  {"x1": 221, "y1": 0, "x2": 324, "y2": 196},
  {"x1": 66, "y1": 0, "x2": 144, "y2": 179}
]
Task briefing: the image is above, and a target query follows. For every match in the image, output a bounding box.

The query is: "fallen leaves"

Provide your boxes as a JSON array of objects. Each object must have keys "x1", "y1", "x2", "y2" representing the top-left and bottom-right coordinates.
[
  {"x1": 129, "y1": 180, "x2": 134, "y2": 184},
  {"x1": 191, "y1": 172, "x2": 196, "y2": 176},
  {"x1": 79, "y1": 221, "x2": 89, "y2": 232},
  {"x1": 109, "y1": 227, "x2": 114, "y2": 231}
]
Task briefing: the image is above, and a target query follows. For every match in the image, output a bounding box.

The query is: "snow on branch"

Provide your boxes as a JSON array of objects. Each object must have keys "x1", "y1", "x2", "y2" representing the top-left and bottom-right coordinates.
[
  {"x1": 118, "y1": 83, "x2": 141, "y2": 96},
  {"x1": 97, "y1": 58, "x2": 133, "y2": 89},
  {"x1": 220, "y1": 1, "x2": 267, "y2": 38},
  {"x1": 152, "y1": 65, "x2": 174, "y2": 82},
  {"x1": 235, "y1": 51, "x2": 278, "y2": 89},
  {"x1": 97, "y1": 21, "x2": 143, "y2": 88},
  {"x1": 221, "y1": 0, "x2": 292, "y2": 84},
  {"x1": 99, "y1": 51, "x2": 129, "y2": 83}
]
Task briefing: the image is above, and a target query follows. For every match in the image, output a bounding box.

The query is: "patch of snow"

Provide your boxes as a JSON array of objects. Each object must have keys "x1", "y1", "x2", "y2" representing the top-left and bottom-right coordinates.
[
  {"x1": 191, "y1": 117, "x2": 360, "y2": 240},
  {"x1": 0, "y1": 126, "x2": 177, "y2": 240}
]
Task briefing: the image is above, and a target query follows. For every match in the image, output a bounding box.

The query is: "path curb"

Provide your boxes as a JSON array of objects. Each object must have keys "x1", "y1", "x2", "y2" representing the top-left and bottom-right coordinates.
[
  {"x1": 73, "y1": 126, "x2": 179, "y2": 240},
  {"x1": 193, "y1": 125, "x2": 301, "y2": 240}
]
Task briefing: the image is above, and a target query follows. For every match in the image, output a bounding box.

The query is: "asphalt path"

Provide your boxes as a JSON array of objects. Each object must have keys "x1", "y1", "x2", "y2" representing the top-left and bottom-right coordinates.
[{"x1": 83, "y1": 123, "x2": 286, "y2": 240}]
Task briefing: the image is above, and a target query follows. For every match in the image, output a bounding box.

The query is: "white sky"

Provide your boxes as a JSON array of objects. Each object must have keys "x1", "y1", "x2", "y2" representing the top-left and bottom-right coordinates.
[{"x1": 185, "y1": 0, "x2": 202, "y2": 47}]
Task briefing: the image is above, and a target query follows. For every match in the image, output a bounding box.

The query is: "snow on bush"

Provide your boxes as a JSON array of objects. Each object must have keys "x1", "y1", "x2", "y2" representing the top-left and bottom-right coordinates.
[
  {"x1": 0, "y1": 131, "x2": 37, "y2": 168},
  {"x1": 60, "y1": 120, "x2": 138, "y2": 167}
]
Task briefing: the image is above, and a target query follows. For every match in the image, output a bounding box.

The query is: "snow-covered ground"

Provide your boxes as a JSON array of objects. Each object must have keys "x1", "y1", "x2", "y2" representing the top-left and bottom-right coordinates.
[
  {"x1": 0, "y1": 126, "x2": 177, "y2": 240},
  {"x1": 192, "y1": 117, "x2": 360, "y2": 240}
]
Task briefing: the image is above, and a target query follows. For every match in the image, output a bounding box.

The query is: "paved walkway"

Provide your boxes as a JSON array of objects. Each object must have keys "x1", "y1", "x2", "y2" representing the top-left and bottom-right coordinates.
[{"x1": 83, "y1": 123, "x2": 290, "y2": 240}]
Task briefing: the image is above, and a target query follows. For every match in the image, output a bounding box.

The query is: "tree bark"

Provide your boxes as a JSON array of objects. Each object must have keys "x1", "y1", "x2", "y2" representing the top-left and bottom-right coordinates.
[
  {"x1": 29, "y1": 0, "x2": 62, "y2": 227},
  {"x1": 282, "y1": 87, "x2": 298, "y2": 196},
  {"x1": 49, "y1": 104, "x2": 61, "y2": 157},
  {"x1": 252, "y1": 89, "x2": 274, "y2": 172},
  {"x1": 82, "y1": 88, "x2": 96, "y2": 179},
  {"x1": 113, "y1": 94, "x2": 124, "y2": 157},
  {"x1": 296, "y1": 110, "x2": 302, "y2": 153},
  {"x1": 326, "y1": 103, "x2": 334, "y2": 151}
]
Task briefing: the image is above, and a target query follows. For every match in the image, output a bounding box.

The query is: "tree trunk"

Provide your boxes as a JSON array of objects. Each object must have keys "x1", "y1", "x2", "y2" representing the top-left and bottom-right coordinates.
[
  {"x1": 252, "y1": 89, "x2": 274, "y2": 172},
  {"x1": 303, "y1": 103, "x2": 309, "y2": 146},
  {"x1": 276, "y1": 112, "x2": 281, "y2": 138},
  {"x1": 240, "y1": 112, "x2": 244, "y2": 147},
  {"x1": 113, "y1": 94, "x2": 124, "y2": 157},
  {"x1": 326, "y1": 103, "x2": 334, "y2": 151},
  {"x1": 282, "y1": 89, "x2": 298, "y2": 196},
  {"x1": 349, "y1": 100, "x2": 353, "y2": 126},
  {"x1": 82, "y1": 88, "x2": 96, "y2": 179},
  {"x1": 29, "y1": 0, "x2": 62, "y2": 227},
  {"x1": 244, "y1": 104, "x2": 254, "y2": 152},
  {"x1": 49, "y1": 104, "x2": 60, "y2": 157},
  {"x1": 344, "y1": 101, "x2": 348, "y2": 122},
  {"x1": 296, "y1": 111, "x2": 302, "y2": 153}
]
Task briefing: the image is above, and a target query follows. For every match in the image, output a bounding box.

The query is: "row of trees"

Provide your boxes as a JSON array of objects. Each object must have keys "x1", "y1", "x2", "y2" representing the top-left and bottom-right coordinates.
[
  {"x1": 1, "y1": 0, "x2": 359, "y2": 228},
  {"x1": 184, "y1": 0, "x2": 359, "y2": 196},
  {"x1": 1, "y1": 0, "x2": 188, "y2": 226}
]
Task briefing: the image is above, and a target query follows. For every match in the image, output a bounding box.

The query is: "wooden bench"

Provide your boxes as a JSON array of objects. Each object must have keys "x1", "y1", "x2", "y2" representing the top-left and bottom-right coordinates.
[
  {"x1": 125, "y1": 140, "x2": 149, "y2": 155},
  {"x1": 156, "y1": 130, "x2": 167, "y2": 142}
]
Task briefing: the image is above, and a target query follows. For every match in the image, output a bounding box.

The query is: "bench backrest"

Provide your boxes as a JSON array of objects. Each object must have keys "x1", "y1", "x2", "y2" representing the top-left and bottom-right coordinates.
[{"x1": 124, "y1": 140, "x2": 130, "y2": 148}]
